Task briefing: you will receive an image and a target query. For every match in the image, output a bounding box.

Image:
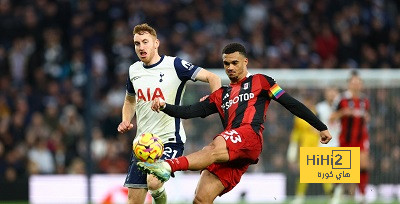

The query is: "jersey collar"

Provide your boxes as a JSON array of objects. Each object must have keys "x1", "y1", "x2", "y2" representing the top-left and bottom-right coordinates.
[
  {"x1": 230, "y1": 72, "x2": 251, "y2": 85},
  {"x1": 143, "y1": 55, "x2": 165, "y2": 69}
]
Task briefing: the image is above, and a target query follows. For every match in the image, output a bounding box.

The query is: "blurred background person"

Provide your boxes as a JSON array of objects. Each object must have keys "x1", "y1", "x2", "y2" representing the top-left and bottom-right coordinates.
[
  {"x1": 330, "y1": 71, "x2": 370, "y2": 203},
  {"x1": 287, "y1": 95, "x2": 333, "y2": 204},
  {"x1": 316, "y1": 87, "x2": 342, "y2": 204},
  {"x1": 316, "y1": 87, "x2": 340, "y2": 147}
]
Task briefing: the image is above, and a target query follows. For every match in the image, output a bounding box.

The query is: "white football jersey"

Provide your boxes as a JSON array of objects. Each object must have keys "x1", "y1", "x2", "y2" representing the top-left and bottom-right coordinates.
[
  {"x1": 316, "y1": 101, "x2": 340, "y2": 147},
  {"x1": 126, "y1": 55, "x2": 202, "y2": 144}
]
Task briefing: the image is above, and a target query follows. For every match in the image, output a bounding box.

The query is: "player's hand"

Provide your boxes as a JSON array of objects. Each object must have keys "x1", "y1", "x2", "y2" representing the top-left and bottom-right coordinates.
[
  {"x1": 199, "y1": 95, "x2": 209, "y2": 102},
  {"x1": 319, "y1": 130, "x2": 332, "y2": 144},
  {"x1": 151, "y1": 97, "x2": 166, "y2": 113},
  {"x1": 117, "y1": 121, "x2": 134, "y2": 133}
]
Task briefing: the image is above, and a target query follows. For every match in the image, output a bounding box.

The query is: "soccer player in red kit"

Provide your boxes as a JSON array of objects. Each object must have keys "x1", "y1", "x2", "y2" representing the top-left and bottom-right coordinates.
[
  {"x1": 138, "y1": 43, "x2": 332, "y2": 204},
  {"x1": 330, "y1": 71, "x2": 370, "y2": 201}
]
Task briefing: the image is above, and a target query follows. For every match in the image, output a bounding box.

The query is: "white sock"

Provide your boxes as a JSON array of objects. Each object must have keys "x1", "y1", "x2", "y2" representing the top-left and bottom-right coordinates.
[
  {"x1": 330, "y1": 184, "x2": 343, "y2": 204},
  {"x1": 150, "y1": 186, "x2": 167, "y2": 204}
]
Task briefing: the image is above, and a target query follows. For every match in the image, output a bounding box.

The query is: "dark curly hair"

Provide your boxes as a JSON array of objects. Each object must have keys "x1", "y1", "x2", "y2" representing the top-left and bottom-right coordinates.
[{"x1": 222, "y1": 43, "x2": 247, "y2": 57}]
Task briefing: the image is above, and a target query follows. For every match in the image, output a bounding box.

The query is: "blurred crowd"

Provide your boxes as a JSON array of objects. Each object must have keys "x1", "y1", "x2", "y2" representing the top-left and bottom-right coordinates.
[{"x1": 0, "y1": 0, "x2": 400, "y2": 194}]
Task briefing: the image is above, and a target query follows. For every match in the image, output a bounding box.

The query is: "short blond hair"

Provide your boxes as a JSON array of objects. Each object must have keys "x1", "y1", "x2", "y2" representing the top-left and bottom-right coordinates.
[{"x1": 133, "y1": 23, "x2": 157, "y2": 38}]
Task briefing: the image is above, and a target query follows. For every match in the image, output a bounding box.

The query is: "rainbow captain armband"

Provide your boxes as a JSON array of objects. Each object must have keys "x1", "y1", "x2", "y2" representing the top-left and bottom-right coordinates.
[{"x1": 269, "y1": 84, "x2": 285, "y2": 99}]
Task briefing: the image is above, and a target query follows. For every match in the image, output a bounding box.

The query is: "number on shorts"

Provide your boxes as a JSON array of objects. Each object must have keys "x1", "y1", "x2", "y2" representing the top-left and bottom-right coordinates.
[
  {"x1": 221, "y1": 130, "x2": 242, "y2": 143},
  {"x1": 163, "y1": 147, "x2": 178, "y2": 159}
]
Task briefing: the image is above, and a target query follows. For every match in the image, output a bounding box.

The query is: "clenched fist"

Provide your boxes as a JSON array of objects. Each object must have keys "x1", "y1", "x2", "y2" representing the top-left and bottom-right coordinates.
[
  {"x1": 117, "y1": 121, "x2": 134, "y2": 133},
  {"x1": 151, "y1": 97, "x2": 166, "y2": 113}
]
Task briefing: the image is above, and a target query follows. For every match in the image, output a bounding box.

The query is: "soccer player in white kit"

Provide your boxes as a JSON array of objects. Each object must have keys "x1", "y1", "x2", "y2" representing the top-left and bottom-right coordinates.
[
  {"x1": 117, "y1": 23, "x2": 221, "y2": 204},
  {"x1": 316, "y1": 87, "x2": 342, "y2": 204},
  {"x1": 316, "y1": 87, "x2": 340, "y2": 147}
]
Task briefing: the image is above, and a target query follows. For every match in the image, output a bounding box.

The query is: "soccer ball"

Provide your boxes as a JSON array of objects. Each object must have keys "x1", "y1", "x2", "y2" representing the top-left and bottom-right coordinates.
[{"x1": 133, "y1": 133, "x2": 164, "y2": 163}]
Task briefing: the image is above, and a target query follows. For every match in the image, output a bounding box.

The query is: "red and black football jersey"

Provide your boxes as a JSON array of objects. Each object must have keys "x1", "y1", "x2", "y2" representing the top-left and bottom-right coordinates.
[
  {"x1": 208, "y1": 74, "x2": 285, "y2": 134},
  {"x1": 335, "y1": 90, "x2": 370, "y2": 146}
]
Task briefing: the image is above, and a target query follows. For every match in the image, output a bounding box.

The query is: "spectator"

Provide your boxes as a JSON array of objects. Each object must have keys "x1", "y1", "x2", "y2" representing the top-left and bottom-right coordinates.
[{"x1": 28, "y1": 137, "x2": 55, "y2": 174}]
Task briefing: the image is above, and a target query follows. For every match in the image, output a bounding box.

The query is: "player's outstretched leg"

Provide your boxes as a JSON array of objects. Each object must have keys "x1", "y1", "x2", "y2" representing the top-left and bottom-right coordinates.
[
  {"x1": 147, "y1": 175, "x2": 167, "y2": 204},
  {"x1": 138, "y1": 161, "x2": 172, "y2": 182}
]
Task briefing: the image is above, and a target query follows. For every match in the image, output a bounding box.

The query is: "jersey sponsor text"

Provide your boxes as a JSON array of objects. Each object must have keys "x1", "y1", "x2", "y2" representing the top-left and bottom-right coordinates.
[
  {"x1": 221, "y1": 93, "x2": 255, "y2": 110},
  {"x1": 137, "y1": 88, "x2": 165, "y2": 101}
]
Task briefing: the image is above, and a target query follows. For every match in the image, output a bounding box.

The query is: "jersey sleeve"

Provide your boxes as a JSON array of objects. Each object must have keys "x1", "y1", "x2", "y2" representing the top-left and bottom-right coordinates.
[
  {"x1": 260, "y1": 75, "x2": 286, "y2": 100},
  {"x1": 208, "y1": 87, "x2": 224, "y2": 106},
  {"x1": 162, "y1": 99, "x2": 218, "y2": 119},
  {"x1": 275, "y1": 92, "x2": 328, "y2": 131},
  {"x1": 173, "y1": 57, "x2": 202, "y2": 81},
  {"x1": 126, "y1": 77, "x2": 135, "y2": 96}
]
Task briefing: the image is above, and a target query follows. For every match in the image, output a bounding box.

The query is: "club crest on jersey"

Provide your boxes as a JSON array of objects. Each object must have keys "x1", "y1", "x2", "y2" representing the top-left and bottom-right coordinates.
[
  {"x1": 243, "y1": 82, "x2": 249, "y2": 90},
  {"x1": 159, "y1": 72, "x2": 164, "y2": 82},
  {"x1": 223, "y1": 93, "x2": 230, "y2": 100}
]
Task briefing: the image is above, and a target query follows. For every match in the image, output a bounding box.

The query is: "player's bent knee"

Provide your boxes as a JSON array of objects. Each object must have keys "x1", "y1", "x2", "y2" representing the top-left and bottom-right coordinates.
[
  {"x1": 211, "y1": 136, "x2": 229, "y2": 162},
  {"x1": 147, "y1": 174, "x2": 163, "y2": 190},
  {"x1": 193, "y1": 194, "x2": 212, "y2": 204},
  {"x1": 203, "y1": 145, "x2": 226, "y2": 162}
]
